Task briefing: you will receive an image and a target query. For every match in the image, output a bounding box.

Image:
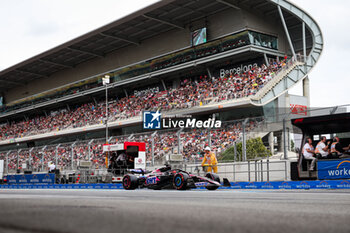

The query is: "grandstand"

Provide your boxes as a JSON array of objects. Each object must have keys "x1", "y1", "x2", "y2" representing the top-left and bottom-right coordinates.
[{"x1": 0, "y1": 0, "x2": 323, "y2": 172}]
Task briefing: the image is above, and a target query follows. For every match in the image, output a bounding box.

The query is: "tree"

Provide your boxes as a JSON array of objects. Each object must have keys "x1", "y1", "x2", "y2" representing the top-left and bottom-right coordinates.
[{"x1": 219, "y1": 137, "x2": 271, "y2": 161}]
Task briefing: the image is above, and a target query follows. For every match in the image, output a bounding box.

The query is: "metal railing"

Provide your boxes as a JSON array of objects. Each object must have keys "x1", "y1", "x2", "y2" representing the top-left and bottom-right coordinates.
[{"x1": 183, "y1": 159, "x2": 289, "y2": 182}]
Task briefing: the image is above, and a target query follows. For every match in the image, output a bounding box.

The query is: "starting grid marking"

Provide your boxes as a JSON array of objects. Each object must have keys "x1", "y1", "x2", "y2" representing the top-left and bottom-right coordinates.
[{"x1": 1, "y1": 179, "x2": 350, "y2": 190}]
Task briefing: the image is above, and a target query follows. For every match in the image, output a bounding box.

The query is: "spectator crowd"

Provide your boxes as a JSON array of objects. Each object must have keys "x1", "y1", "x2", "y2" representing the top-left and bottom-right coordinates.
[{"x1": 0, "y1": 60, "x2": 286, "y2": 141}]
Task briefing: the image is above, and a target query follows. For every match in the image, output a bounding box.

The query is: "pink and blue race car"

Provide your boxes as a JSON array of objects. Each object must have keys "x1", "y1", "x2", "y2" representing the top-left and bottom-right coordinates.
[{"x1": 122, "y1": 164, "x2": 230, "y2": 190}]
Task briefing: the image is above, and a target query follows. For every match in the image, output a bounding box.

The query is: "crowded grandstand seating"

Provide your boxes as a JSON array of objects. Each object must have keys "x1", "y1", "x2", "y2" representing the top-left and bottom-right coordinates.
[
  {"x1": 2, "y1": 119, "x2": 262, "y2": 172},
  {"x1": 0, "y1": 30, "x2": 279, "y2": 116},
  {"x1": 0, "y1": 60, "x2": 285, "y2": 141},
  {"x1": 0, "y1": 31, "x2": 258, "y2": 114}
]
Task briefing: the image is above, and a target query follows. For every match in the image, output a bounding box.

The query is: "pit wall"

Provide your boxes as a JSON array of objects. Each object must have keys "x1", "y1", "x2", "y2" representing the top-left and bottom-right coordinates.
[{"x1": 1, "y1": 180, "x2": 350, "y2": 190}]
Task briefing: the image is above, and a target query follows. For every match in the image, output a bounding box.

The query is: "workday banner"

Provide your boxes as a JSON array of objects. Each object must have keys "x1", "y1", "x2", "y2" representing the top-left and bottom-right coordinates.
[
  {"x1": 317, "y1": 159, "x2": 350, "y2": 180},
  {"x1": 1, "y1": 180, "x2": 350, "y2": 190},
  {"x1": 6, "y1": 173, "x2": 55, "y2": 185}
]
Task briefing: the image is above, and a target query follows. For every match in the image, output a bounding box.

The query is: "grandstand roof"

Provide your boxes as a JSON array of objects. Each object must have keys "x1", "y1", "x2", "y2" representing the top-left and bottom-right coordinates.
[{"x1": 0, "y1": 0, "x2": 308, "y2": 93}]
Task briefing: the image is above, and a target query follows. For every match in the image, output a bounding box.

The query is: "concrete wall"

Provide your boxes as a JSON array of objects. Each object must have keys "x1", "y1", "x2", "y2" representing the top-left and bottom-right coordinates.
[{"x1": 5, "y1": 8, "x2": 289, "y2": 103}]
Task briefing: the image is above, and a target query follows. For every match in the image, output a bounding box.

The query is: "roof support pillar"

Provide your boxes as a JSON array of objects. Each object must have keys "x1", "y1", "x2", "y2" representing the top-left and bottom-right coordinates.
[
  {"x1": 123, "y1": 88, "x2": 128, "y2": 97},
  {"x1": 264, "y1": 53, "x2": 269, "y2": 66},
  {"x1": 161, "y1": 79, "x2": 166, "y2": 91},
  {"x1": 303, "y1": 76, "x2": 310, "y2": 107},
  {"x1": 330, "y1": 106, "x2": 338, "y2": 115},
  {"x1": 206, "y1": 67, "x2": 212, "y2": 79},
  {"x1": 91, "y1": 97, "x2": 97, "y2": 106},
  {"x1": 302, "y1": 22, "x2": 307, "y2": 60},
  {"x1": 277, "y1": 5, "x2": 296, "y2": 58}
]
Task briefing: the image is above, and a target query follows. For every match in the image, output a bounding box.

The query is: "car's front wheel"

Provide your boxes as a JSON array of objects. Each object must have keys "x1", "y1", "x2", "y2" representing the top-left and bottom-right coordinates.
[{"x1": 173, "y1": 172, "x2": 189, "y2": 190}]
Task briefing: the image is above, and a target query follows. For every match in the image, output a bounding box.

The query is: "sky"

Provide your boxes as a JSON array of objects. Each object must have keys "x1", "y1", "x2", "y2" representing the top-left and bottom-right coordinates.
[
  {"x1": 289, "y1": 0, "x2": 350, "y2": 108},
  {"x1": 0, "y1": 0, "x2": 349, "y2": 108}
]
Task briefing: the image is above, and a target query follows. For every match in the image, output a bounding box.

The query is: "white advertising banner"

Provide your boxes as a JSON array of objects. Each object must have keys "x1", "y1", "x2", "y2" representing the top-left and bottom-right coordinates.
[
  {"x1": 134, "y1": 151, "x2": 146, "y2": 169},
  {"x1": 103, "y1": 144, "x2": 124, "y2": 152}
]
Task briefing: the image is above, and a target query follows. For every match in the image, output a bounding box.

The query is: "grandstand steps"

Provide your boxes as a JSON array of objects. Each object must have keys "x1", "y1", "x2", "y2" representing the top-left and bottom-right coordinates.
[{"x1": 251, "y1": 60, "x2": 304, "y2": 103}]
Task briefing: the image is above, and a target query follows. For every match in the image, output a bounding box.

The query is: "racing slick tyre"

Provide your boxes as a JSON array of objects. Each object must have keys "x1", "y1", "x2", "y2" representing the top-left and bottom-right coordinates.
[
  {"x1": 173, "y1": 172, "x2": 189, "y2": 190},
  {"x1": 205, "y1": 173, "x2": 220, "y2": 190},
  {"x1": 122, "y1": 174, "x2": 139, "y2": 190}
]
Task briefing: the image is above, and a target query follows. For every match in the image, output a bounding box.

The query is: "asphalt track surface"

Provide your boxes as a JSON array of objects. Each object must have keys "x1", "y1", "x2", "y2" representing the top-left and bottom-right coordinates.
[{"x1": 0, "y1": 189, "x2": 349, "y2": 233}]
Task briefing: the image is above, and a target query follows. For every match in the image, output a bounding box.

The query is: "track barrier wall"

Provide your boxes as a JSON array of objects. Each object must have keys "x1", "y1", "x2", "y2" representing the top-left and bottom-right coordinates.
[{"x1": 1, "y1": 180, "x2": 350, "y2": 190}]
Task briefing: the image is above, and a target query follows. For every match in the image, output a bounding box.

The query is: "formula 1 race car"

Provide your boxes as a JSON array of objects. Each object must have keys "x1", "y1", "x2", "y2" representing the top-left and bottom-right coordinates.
[{"x1": 122, "y1": 165, "x2": 229, "y2": 190}]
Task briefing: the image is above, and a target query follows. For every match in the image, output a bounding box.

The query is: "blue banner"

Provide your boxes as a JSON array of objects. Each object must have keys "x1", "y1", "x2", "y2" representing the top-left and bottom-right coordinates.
[
  {"x1": 6, "y1": 173, "x2": 56, "y2": 185},
  {"x1": 212, "y1": 180, "x2": 350, "y2": 189},
  {"x1": 2, "y1": 180, "x2": 350, "y2": 190},
  {"x1": 0, "y1": 183, "x2": 124, "y2": 189},
  {"x1": 317, "y1": 159, "x2": 350, "y2": 180}
]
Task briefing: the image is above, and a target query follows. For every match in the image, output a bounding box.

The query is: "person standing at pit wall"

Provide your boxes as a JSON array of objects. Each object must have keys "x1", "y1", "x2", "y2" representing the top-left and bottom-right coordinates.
[
  {"x1": 201, "y1": 146, "x2": 218, "y2": 173},
  {"x1": 48, "y1": 162, "x2": 56, "y2": 173}
]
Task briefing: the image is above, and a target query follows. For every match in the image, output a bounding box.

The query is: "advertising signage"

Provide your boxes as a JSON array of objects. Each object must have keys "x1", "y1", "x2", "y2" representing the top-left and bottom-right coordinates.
[
  {"x1": 6, "y1": 173, "x2": 55, "y2": 185},
  {"x1": 318, "y1": 160, "x2": 350, "y2": 180}
]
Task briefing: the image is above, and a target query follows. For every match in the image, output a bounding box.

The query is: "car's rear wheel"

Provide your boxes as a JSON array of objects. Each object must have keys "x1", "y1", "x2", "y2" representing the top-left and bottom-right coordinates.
[
  {"x1": 173, "y1": 172, "x2": 189, "y2": 190},
  {"x1": 122, "y1": 174, "x2": 138, "y2": 190},
  {"x1": 205, "y1": 173, "x2": 220, "y2": 190}
]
